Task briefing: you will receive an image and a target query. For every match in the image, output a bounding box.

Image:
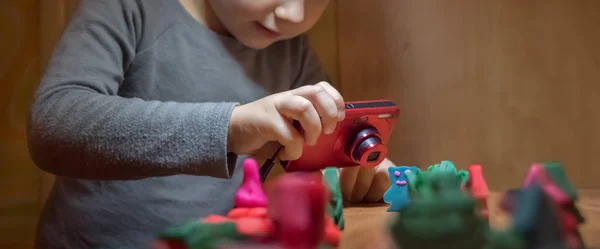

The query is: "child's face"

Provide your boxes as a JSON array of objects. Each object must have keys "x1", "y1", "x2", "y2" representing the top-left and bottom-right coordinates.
[{"x1": 208, "y1": 0, "x2": 330, "y2": 49}]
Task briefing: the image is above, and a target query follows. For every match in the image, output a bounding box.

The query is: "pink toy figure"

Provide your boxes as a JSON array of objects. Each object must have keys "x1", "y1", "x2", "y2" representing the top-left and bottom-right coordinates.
[{"x1": 235, "y1": 158, "x2": 269, "y2": 208}]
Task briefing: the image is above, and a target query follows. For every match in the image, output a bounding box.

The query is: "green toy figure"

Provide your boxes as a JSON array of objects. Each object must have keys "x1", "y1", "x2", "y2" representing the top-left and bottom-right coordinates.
[
  {"x1": 323, "y1": 167, "x2": 345, "y2": 230},
  {"x1": 426, "y1": 160, "x2": 469, "y2": 185},
  {"x1": 483, "y1": 229, "x2": 526, "y2": 249},
  {"x1": 390, "y1": 170, "x2": 489, "y2": 249},
  {"x1": 157, "y1": 220, "x2": 248, "y2": 249}
]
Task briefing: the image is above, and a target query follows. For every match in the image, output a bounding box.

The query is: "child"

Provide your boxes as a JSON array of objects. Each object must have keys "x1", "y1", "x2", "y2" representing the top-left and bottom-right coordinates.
[{"x1": 27, "y1": 0, "x2": 394, "y2": 248}]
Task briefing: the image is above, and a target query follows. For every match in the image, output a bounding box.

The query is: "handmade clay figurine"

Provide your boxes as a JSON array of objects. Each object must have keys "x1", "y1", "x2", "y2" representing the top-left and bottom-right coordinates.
[
  {"x1": 426, "y1": 160, "x2": 469, "y2": 184},
  {"x1": 389, "y1": 170, "x2": 489, "y2": 249},
  {"x1": 152, "y1": 164, "x2": 342, "y2": 249},
  {"x1": 464, "y1": 164, "x2": 490, "y2": 219},
  {"x1": 322, "y1": 167, "x2": 345, "y2": 230},
  {"x1": 383, "y1": 166, "x2": 418, "y2": 212},
  {"x1": 494, "y1": 162, "x2": 586, "y2": 249},
  {"x1": 235, "y1": 158, "x2": 268, "y2": 208}
]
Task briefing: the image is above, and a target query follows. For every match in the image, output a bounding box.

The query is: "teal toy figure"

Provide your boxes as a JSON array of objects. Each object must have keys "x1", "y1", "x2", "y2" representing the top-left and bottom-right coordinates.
[
  {"x1": 322, "y1": 167, "x2": 345, "y2": 230},
  {"x1": 383, "y1": 166, "x2": 419, "y2": 212}
]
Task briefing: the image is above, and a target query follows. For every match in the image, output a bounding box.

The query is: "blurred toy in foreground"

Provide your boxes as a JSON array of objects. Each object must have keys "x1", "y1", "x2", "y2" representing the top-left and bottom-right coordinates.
[
  {"x1": 387, "y1": 161, "x2": 490, "y2": 249},
  {"x1": 151, "y1": 158, "x2": 342, "y2": 249},
  {"x1": 323, "y1": 167, "x2": 344, "y2": 230},
  {"x1": 384, "y1": 160, "x2": 586, "y2": 249},
  {"x1": 383, "y1": 160, "x2": 489, "y2": 218},
  {"x1": 490, "y1": 162, "x2": 586, "y2": 249}
]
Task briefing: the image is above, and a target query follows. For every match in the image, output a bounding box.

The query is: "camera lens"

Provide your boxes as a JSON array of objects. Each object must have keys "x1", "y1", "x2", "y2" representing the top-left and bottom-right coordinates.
[
  {"x1": 346, "y1": 127, "x2": 387, "y2": 168},
  {"x1": 367, "y1": 151, "x2": 380, "y2": 162},
  {"x1": 352, "y1": 136, "x2": 381, "y2": 161}
]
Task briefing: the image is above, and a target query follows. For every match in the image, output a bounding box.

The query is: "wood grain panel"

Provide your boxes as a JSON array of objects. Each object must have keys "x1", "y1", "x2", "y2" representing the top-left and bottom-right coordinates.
[
  {"x1": 337, "y1": 0, "x2": 600, "y2": 190},
  {"x1": 0, "y1": 0, "x2": 77, "y2": 247},
  {"x1": 308, "y1": 0, "x2": 340, "y2": 87},
  {"x1": 0, "y1": 0, "x2": 42, "y2": 247}
]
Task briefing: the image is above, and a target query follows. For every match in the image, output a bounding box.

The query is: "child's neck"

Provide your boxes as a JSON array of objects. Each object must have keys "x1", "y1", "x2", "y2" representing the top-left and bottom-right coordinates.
[{"x1": 179, "y1": 0, "x2": 231, "y2": 36}]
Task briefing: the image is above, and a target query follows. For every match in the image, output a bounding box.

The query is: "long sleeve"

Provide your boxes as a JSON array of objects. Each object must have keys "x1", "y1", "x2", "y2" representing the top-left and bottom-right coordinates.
[{"x1": 27, "y1": 0, "x2": 238, "y2": 180}]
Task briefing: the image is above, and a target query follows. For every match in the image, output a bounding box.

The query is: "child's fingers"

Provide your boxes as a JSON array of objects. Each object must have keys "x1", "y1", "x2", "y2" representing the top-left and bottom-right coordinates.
[
  {"x1": 349, "y1": 167, "x2": 377, "y2": 203},
  {"x1": 339, "y1": 166, "x2": 360, "y2": 202},
  {"x1": 315, "y1": 81, "x2": 346, "y2": 121},
  {"x1": 363, "y1": 160, "x2": 394, "y2": 202},
  {"x1": 274, "y1": 95, "x2": 322, "y2": 146},
  {"x1": 290, "y1": 84, "x2": 340, "y2": 134},
  {"x1": 363, "y1": 169, "x2": 391, "y2": 202},
  {"x1": 267, "y1": 109, "x2": 305, "y2": 161}
]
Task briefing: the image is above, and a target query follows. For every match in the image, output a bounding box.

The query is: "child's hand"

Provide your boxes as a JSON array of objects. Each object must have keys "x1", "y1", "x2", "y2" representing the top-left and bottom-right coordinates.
[
  {"x1": 228, "y1": 82, "x2": 345, "y2": 161},
  {"x1": 339, "y1": 158, "x2": 394, "y2": 204}
]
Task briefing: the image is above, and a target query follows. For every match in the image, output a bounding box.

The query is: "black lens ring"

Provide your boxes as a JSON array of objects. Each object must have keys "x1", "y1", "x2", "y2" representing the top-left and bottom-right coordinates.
[
  {"x1": 346, "y1": 126, "x2": 383, "y2": 164},
  {"x1": 352, "y1": 136, "x2": 383, "y2": 162}
]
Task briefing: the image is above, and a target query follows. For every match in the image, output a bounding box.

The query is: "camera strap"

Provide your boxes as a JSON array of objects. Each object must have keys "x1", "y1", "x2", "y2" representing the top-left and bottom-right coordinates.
[{"x1": 259, "y1": 145, "x2": 284, "y2": 183}]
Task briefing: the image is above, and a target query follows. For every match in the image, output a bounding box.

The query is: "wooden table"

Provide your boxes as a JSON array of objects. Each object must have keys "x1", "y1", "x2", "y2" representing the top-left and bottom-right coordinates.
[{"x1": 339, "y1": 189, "x2": 600, "y2": 249}]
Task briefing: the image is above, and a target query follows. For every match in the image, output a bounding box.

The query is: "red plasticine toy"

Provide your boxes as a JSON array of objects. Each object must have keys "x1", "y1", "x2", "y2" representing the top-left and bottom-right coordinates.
[
  {"x1": 464, "y1": 164, "x2": 490, "y2": 219},
  {"x1": 267, "y1": 173, "x2": 341, "y2": 249},
  {"x1": 152, "y1": 158, "x2": 341, "y2": 249}
]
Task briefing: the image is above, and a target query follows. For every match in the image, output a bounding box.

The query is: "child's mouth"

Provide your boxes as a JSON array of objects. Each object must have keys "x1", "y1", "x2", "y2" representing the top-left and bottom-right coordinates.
[{"x1": 254, "y1": 22, "x2": 281, "y2": 38}]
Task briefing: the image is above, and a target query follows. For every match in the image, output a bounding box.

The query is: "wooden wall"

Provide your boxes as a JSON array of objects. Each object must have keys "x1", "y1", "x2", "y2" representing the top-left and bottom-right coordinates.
[
  {"x1": 0, "y1": 0, "x2": 42, "y2": 247},
  {"x1": 308, "y1": 0, "x2": 340, "y2": 87},
  {"x1": 0, "y1": 0, "x2": 79, "y2": 247},
  {"x1": 337, "y1": 0, "x2": 600, "y2": 190}
]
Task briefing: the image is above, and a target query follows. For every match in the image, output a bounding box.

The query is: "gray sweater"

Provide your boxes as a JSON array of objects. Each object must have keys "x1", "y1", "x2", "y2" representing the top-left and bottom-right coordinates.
[{"x1": 27, "y1": 0, "x2": 326, "y2": 248}]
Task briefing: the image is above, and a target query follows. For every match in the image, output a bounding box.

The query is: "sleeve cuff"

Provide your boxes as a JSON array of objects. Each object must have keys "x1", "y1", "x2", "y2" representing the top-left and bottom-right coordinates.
[{"x1": 186, "y1": 102, "x2": 239, "y2": 179}]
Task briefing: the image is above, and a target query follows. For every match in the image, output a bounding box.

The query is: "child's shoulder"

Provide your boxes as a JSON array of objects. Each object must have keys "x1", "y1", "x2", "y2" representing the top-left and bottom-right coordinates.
[
  {"x1": 71, "y1": 0, "x2": 196, "y2": 49},
  {"x1": 76, "y1": 0, "x2": 174, "y2": 13}
]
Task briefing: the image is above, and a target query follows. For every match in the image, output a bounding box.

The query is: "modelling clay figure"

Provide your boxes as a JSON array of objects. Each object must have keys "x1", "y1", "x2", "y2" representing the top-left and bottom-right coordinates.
[
  {"x1": 426, "y1": 160, "x2": 454, "y2": 172},
  {"x1": 464, "y1": 164, "x2": 490, "y2": 219},
  {"x1": 390, "y1": 171, "x2": 489, "y2": 249},
  {"x1": 235, "y1": 158, "x2": 268, "y2": 208},
  {"x1": 493, "y1": 162, "x2": 586, "y2": 249},
  {"x1": 427, "y1": 160, "x2": 469, "y2": 184},
  {"x1": 483, "y1": 230, "x2": 526, "y2": 249},
  {"x1": 155, "y1": 220, "x2": 248, "y2": 249},
  {"x1": 322, "y1": 167, "x2": 345, "y2": 230},
  {"x1": 383, "y1": 166, "x2": 419, "y2": 212},
  {"x1": 153, "y1": 166, "x2": 341, "y2": 249},
  {"x1": 267, "y1": 173, "x2": 328, "y2": 249}
]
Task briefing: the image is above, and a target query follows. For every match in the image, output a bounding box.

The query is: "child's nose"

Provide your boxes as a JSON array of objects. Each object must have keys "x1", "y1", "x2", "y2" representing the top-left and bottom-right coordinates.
[{"x1": 275, "y1": 0, "x2": 305, "y2": 23}]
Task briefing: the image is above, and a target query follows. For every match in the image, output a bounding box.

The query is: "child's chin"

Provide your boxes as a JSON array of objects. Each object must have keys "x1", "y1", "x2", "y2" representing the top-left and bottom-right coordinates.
[{"x1": 239, "y1": 37, "x2": 277, "y2": 50}]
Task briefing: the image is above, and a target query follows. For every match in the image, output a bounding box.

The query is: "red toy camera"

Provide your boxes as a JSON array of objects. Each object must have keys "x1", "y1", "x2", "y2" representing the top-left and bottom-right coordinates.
[{"x1": 282, "y1": 100, "x2": 400, "y2": 172}]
